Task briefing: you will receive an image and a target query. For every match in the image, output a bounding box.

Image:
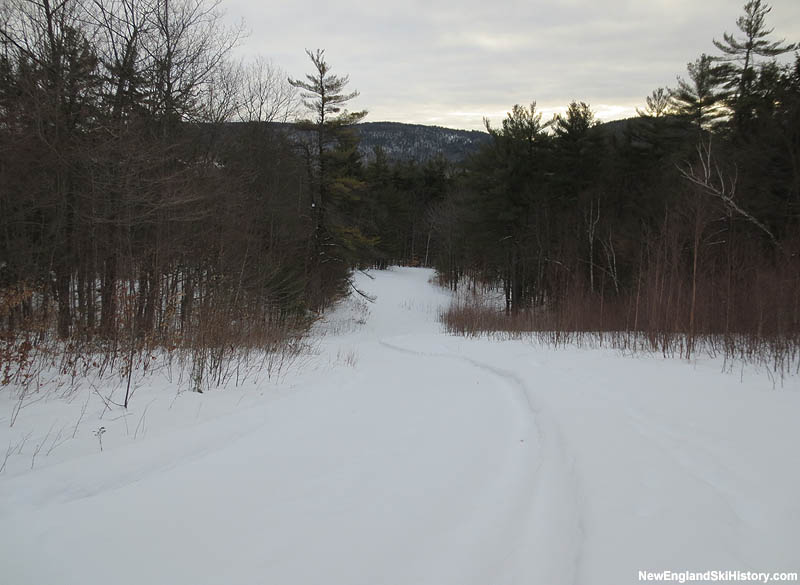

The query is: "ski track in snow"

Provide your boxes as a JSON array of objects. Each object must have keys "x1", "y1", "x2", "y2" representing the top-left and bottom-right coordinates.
[
  {"x1": 1, "y1": 266, "x2": 799, "y2": 585},
  {"x1": 378, "y1": 336, "x2": 585, "y2": 585}
]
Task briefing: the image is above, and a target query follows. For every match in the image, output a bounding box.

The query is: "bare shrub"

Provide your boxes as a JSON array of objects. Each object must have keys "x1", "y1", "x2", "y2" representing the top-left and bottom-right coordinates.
[{"x1": 441, "y1": 259, "x2": 800, "y2": 380}]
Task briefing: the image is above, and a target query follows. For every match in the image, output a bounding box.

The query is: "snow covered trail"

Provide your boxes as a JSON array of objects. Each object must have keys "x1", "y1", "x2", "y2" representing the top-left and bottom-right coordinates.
[
  {"x1": 1, "y1": 267, "x2": 799, "y2": 585},
  {"x1": 0, "y1": 268, "x2": 577, "y2": 584}
]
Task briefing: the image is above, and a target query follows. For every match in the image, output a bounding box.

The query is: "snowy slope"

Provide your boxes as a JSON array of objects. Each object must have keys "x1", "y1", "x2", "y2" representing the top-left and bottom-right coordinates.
[{"x1": 1, "y1": 267, "x2": 798, "y2": 585}]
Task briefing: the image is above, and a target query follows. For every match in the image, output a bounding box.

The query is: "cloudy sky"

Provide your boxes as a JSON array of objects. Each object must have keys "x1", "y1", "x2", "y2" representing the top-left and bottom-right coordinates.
[{"x1": 223, "y1": 0, "x2": 800, "y2": 130}]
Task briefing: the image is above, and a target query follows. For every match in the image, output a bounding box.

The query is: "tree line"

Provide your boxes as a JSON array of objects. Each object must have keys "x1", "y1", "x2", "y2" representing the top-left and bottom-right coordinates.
[
  {"x1": 433, "y1": 0, "x2": 799, "y2": 364},
  {"x1": 2, "y1": 0, "x2": 798, "y2": 389},
  {"x1": 0, "y1": 0, "x2": 386, "y2": 392}
]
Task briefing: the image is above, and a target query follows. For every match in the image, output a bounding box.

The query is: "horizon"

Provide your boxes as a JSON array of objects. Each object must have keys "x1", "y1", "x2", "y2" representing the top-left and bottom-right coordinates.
[
  {"x1": 224, "y1": 0, "x2": 800, "y2": 131},
  {"x1": 356, "y1": 103, "x2": 638, "y2": 131},
  {"x1": 352, "y1": 112, "x2": 633, "y2": 133}
]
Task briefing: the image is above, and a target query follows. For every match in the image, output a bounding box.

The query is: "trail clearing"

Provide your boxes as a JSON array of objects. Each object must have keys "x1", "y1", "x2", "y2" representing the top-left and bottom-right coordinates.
[{"x1": 1, "y1": 267, "x2": 798, "y2": 584}]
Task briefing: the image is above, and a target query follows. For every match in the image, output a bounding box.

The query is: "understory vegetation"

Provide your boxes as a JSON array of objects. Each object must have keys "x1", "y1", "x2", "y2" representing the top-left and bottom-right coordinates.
[
  {"x1": 440, "y1": 278, "x2": 800, "y2": 380},
  {"x1": 1, "y1": 0, "x2": 799, "y2": 400},
  {"x1": 435, "y1": 1, "x2": 800, "y2": 373},
  {"x1": 0, "y1": 0, "x2": 351, "y2": 398}
]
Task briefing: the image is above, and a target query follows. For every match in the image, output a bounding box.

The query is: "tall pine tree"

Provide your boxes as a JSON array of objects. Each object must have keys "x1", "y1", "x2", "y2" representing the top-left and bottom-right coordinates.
[
  {"x1": 671, "y1": 54, "x2": 728, "y2": 130},
  {"x1": 713, "y1": 0, "x2": 796, "y2": 132},
  {"x1": 288, "y1": 49, "x2": 369, "y2": 308}
]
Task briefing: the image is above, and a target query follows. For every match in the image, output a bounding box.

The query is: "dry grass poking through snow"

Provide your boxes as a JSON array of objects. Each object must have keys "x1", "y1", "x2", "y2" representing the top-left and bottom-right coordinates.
[{"x1": 440, "y1": 279, "x2": 800, "y2": 382}]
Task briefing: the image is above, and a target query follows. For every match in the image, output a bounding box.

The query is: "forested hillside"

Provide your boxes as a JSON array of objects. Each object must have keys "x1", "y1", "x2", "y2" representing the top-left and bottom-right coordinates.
[
  {"x1": 2, "y1": 2, "x2": 799, "y2": 582},
  {"x1": 355, "y1": 122, "x2": 490, "y2": 163},
  {"x1": 431, "y1": 2, "x2": 800, "y2": 368},
  {"x1": 268, "y1": 121, "x2": 489, "y2": 163},
  {"x1": 1, "y1": 0, "x2": 799, "y2": 388}
]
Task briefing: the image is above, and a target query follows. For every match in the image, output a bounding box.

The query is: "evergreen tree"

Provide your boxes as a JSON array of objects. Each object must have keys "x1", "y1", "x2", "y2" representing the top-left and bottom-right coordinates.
[
  {"x1": 637, "y1": 88, "x2": 673, "y2": 118},
  {"x1": 671, "y1": 54, "x2": 728, "y2": 130},
  {"x1": 552, "y1": 102, "x2": 605, "y2": 293},
  {"x1": 473, "y1": 103, "x2": 552, "y2": 310},
  {"x1": 713, "y1": 0, "x2": 796, "y2": 132},
  {"x1": 288, "y1": 49, "x2": 369, "y2": 308},
  {"x1": 552, "y1": 101, "x2": 601, "y2": 193}
]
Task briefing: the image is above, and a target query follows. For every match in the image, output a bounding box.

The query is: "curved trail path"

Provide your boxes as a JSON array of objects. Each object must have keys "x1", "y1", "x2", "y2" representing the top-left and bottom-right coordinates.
[{"x1": 1, "y1": 267, "x2": 798, "y2": 585}]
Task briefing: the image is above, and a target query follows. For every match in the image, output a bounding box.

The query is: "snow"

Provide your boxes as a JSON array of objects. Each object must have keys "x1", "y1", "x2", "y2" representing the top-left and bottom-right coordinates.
[{"x1": 1, "y1": 267, "x2": 798, "y2": 584}]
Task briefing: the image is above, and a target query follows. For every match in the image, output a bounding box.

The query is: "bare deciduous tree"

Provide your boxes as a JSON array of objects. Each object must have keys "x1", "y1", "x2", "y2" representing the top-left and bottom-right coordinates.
[{"x1": 236, "y1": 56, "x2": 297, "y2": 123}]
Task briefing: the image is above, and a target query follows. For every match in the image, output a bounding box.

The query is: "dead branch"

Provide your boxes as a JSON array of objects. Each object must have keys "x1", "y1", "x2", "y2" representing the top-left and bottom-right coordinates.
[{"x1": 677, "y1": 139, "x2": 778, "y2": 248}]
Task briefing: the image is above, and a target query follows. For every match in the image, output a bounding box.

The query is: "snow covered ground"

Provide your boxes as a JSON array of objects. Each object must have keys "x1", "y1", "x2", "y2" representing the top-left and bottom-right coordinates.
[{"x1": 1, "y1": 267, "x2": 798, "y2": 585}]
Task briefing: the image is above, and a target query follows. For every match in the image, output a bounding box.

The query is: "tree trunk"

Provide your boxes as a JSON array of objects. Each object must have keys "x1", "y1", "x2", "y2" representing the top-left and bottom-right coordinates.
[
  {"x1": 100, "y1": 254, "x2": 117, "y2": 338},
  {"x1": 55, "y1": 269, "x2": 71, "y2": 339}
]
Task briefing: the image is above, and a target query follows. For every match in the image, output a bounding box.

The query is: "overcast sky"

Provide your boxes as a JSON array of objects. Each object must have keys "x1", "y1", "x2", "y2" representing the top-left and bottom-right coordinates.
[{"x1": 223, "y1": 0, "x2": 800, "y2": 130}]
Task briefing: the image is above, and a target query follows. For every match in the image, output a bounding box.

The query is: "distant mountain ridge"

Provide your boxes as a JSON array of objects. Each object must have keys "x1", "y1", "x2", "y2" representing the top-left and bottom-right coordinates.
[
  {"x1": 354, "y1": 122, "x2": 491, "y2": 163},
  {"x1": 256, "y1": 119, "x2": 637, "y2": 165}
]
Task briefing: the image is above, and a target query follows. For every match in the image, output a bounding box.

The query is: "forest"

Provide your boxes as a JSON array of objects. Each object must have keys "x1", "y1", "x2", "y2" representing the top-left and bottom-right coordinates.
[
  {"x1": 1, "y1": 0, "x2": 799, "y2": 392},
  {"x1": 435, "y1": 2, "x2": 800, "y2": 370}
]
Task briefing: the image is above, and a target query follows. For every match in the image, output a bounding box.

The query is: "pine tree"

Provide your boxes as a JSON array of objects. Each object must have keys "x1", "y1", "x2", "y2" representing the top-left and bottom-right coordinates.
[
  {"x1": 477, "y1": 103, "x2": 551, "y2": 311},
  {"x1": 551, "y1": 101, "x2": 601, "y2": 207},
  {"x1": 553, "y1": 101, "x2": 600, "y2": 179},
  {"x1": 713, "y1": 0, "x2": 796, "y2": 131},
  {"x1": 288, "y1": 49, "x2": 369, "y2": 307},
  {"x1": 637, "y1": 88, "x2": 673, "y2": 118},
  {"x1": 671, "y1": 54, "x2": 728, "y2": 130},
  {"x1": 289, "y1": 49, "x2": 367, "y2": 214}
]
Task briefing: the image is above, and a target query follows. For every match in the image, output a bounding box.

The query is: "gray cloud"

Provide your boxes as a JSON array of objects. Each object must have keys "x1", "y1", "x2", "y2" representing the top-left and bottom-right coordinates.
[{"x1": 224, "y1": 0, "x2": 800, "y2": 129}]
